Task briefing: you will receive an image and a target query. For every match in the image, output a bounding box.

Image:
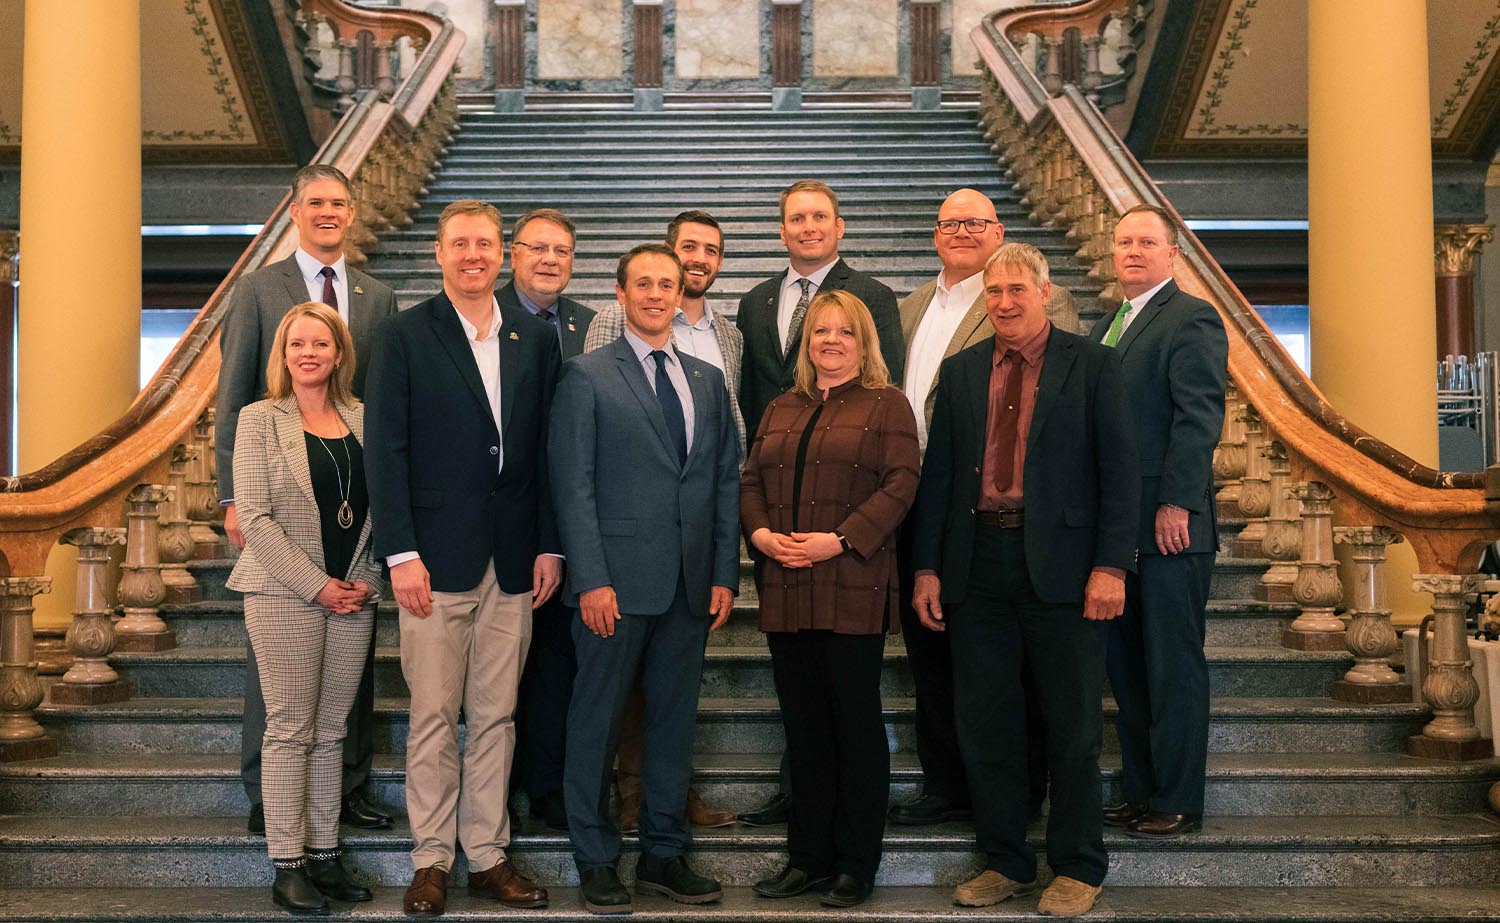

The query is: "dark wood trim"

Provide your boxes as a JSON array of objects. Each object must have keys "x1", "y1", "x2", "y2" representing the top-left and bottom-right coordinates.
[
  {"x1": 493, "y1": 2, "x2": 525, "y2": 89},
  {"x1": 772, "y1": 2, "x2": 802, "y2": 88},
  {"x1": 911, "y1": 1, "x2": 941, "y2": 87},
  {"x1": 633, "y1": 3, "x2": 663, "y2": 89}
]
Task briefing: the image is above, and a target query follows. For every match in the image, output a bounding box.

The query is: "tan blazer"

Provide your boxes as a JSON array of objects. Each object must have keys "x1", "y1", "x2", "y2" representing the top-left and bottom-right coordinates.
[{"x1": 226, "y1": 395, "x2": 381, "y2": 603}]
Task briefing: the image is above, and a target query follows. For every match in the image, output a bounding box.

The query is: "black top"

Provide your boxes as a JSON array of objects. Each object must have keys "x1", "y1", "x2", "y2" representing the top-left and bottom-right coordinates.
[
  {"x1": 304, "y1": 432, "x2": 368, "y2": 582},
  {"x1": 789, "y1": 403, "x2": 825, "y2": 532}
]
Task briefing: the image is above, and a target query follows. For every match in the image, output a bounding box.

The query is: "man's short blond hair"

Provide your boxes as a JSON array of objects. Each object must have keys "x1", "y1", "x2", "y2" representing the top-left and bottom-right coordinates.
[
  {"x1": 984, "y1": 242, "x2": 1051, "y2": 288},
  {"x1": 437, "y1": 199, "x2": 504, "y2": 242},
  {"x1": 779, "y1": 180, "x2": 840, "y2": 221}
]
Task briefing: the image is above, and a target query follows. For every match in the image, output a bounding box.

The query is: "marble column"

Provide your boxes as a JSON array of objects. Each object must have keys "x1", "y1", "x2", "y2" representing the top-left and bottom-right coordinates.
[
  {"x1": 51, "y1": 528, "x2": 130, "y2": 705},
  {"x1": 0, "y1": 230, "x2": 14, "y2": 474},
  {"x1": 1408, "y1": 574, "x2": 1491, "y2": 760},
  {"x1": 1434, "y1": 223, "x2": 1494, "y2": 360},
  {"x1": 1329, "y1": 526, "x2": 1410, "y2": 703},
  {"x1": 492, "y1": 0, "x2": 526, "y2": 111},
  {"x1": 0, "y1": 576, "x2": 58, "y2": 762}
]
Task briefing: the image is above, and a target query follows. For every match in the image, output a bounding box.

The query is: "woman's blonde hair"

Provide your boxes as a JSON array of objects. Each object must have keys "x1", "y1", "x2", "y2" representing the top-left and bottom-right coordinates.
[
  {"x1": 265, "y1": 301, "x2": 355, "y2": 404},
  {"x1": 792, "y1": 290, "x2": 890, "y2": 398}
]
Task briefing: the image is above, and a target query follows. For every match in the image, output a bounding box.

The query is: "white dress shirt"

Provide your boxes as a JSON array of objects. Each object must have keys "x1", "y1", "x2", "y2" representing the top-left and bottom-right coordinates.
[
  {"x1": 776, "y1": 259, "x2": 839, "y2": 353},
  {"x1": 671, "y1": 301, "x2": 727, "y2": 374},
  {"x1": 904, "y1": 269, "x2": 985, "y2": 455},
  {"x1": 293, "y1": 248, "x2": 350, "y2": 323},
  {"x1": 1115, "y1": 276, "x2": 1174, "y2": 338},
  {"x1": 624, "y1": 327, "x2": 695, "y2": 454}
]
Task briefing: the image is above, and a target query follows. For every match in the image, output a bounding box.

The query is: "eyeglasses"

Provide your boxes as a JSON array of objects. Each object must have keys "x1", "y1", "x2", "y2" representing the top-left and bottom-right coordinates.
[
  {"x1": 935, "y1": 218, "x2": 999, "y2": 235},
  {"x1": 513, "y1": 241, "x2": 575, "y2": 258}
]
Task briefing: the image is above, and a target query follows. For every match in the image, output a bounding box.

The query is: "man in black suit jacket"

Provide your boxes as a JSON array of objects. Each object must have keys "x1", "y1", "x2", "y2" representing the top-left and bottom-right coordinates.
[
  {"x1": 500, "y1": 208, "x2": 597, "y2": 832},
  {"x1": 735, "y1": 180, "x2": 905, "y2": 436},
  {"x1": 214, "y1": 163, "x2": 398, "y2": 834},
  {"x1": 364, "y1": 200, "x2": 558, "y2": 916},
  {"x1": 911, "y1": 243, "x2": 1138, "y2": 916},
  {"x1": 1090, "y1": 204, "x2": 1228, "y2": 840}
]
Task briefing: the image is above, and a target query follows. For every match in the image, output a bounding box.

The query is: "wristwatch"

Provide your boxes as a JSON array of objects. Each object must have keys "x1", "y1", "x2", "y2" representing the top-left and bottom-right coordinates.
[{"x1": 835, "y1": 531, "x2": 851, "y2": 553}]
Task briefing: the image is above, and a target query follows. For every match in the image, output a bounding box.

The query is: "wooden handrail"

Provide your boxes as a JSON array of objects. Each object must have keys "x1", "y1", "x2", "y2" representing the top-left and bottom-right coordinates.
[
  {"x1": 972, "y1": 2, "x2": 1499, "y2": 573},
  {"x1": 0, "y1": 5, "x2": 462, "y2": 578}
]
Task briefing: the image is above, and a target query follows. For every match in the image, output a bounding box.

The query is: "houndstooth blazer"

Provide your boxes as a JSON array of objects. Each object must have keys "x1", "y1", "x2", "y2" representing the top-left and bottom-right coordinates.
[{"x1": 226, "y1": 395, "x2": 381, "y2": 603}]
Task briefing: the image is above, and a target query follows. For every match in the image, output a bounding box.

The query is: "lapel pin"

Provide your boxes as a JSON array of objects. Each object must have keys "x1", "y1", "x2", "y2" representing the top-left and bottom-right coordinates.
[
  {"x1": 568, "y1": 322, "x2": 577, "y2": 332},
  {"x1": 353, "y1": 285, "x2": 364, "y2": 295},
  {"x1": 509, "y1": 331, "x2": 520, "y2": 341},
  {"x1": 693, "y1": 369, "x2": 702, "y2": 378}
]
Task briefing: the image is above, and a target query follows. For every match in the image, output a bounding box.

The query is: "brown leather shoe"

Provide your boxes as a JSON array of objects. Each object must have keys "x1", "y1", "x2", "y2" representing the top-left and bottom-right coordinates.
[
  {"x1": 686, "y1": 788, "x2": 736, "y2": 828},
  {"x1": 1126, "y1": 812, "x2": 1202, "y2": 839},
  {"x1": 468, "y1": 860, "x2": 548, "y2": 909},
  {"x1": 618, "y1": 790, "x2": 642, "y2": 834},
  {"x1": 952, "y1": 870, "x2": 1040, "y2": 907},
  {"x1": 1102, "y1": 800, "x2": 1148, "y2": 827},
  {"x1": 403, "y1": 866, "x2": 448, "y2": 917}
]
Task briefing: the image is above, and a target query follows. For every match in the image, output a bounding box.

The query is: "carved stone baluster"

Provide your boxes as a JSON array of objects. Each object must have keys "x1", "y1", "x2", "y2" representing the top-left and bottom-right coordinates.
[
  {"x1": 1234, "y1": 406, "x2": 1271, "y2": 559},
  {"x1": 1329, "y1": 526, "x2": 1410, "y2": 702},
  {"x1": 50, "y1": 528, "x2": 130, "y2": 704},
  {"x1": 1257, "y1": 442, "x2": 1299, "y2": 602},
  {"x1": 1213, "y1": 385, "x2": 1248, "y2": 528},
  {"x1": 0, "y1": 576, "x2": 59, "y2": 762},
  {"x1": 1041, "y1": 36, "x2": 1064, "y2": 95},
  {"x1": 373, "y1": 39, "x2": 395, "y2": 98},
  {"x1": 335, "y1": 39, "x2": 358, "y2": 112},
  {"x1": 187, "y1": 412, "x2": 224, "y2": 559},
  {"x1": 1080, "y1": 35, "x2": 1103, "y2": 102},
  {"x1": 116, "y1": 485, "x2": 175, "y2": 652},
  {"x1": 1408, "y1": 574, "x2": 1491, "y2": 760},
  {"x1": 159, "y1": 445, "x2": 201, "y2": 604},
  {"x1": 1283, "y1": 482, "x2": 1343, "y2": 649}
]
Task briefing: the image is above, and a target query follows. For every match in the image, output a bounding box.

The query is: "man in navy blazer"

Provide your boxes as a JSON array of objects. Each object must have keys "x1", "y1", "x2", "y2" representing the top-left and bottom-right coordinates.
[
  {"x1": 1090, "y1": 204, "x2": 1228, "y2": 840},
  {"x1": 364, "y1": 200, "x2": 559, "y2": 916},
  {"x1": 550, "y1": 244, "x2": 739, "y2": 915}
]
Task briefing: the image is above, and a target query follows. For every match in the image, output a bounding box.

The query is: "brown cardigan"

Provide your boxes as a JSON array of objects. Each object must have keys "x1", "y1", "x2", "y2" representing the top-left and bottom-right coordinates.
[{"x1": 740, "y1": 380, "x2": 920, "y2": 635}]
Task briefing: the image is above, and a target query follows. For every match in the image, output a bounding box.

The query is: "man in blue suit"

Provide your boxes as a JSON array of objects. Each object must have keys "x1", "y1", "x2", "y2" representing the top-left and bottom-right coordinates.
[{"x1": 550, "y1": 244, "x2": 740, "y2": 915}]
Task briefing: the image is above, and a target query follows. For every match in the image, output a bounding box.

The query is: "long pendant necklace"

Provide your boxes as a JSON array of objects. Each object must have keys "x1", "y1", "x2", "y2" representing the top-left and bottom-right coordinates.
[{"x1": 313, "y1": 432, "x2": 355, "y2": 529}]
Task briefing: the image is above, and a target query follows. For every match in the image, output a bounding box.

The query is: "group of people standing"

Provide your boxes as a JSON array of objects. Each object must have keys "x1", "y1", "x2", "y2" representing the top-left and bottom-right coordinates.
[{"x1": 215, "y1": 165, "x2": 1227, "y2": 919}]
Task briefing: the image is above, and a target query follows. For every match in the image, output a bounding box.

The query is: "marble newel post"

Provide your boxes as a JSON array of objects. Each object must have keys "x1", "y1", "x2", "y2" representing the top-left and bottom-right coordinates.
[
  {"x1": 50, "y1": 528, "x2": 130, "y2": 705},
  {"x1": 1408, "y1": 574, "x2": 1491, "y2": 760},
  {"x1": 0, "y1": 576, "x2": 58, "y2": 762},
  {"x1": 1282, "y1": 482, "x2": 1344, "y2": 651},
  {"x1": 1433, "y1": 223, "x2": 1494, "y2": 360},
  {"x1": 1329, "y1": 526, "x2": 1410, "y2": 703},
  {"x1": 115, "y1": 485, "x2": 175, "y2": 653}
]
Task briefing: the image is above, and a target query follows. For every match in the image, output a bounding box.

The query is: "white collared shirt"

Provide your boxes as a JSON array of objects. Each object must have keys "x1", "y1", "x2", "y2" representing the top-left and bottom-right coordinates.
[
  {"x1": 293, "y1": 248, "x2": 350, "y2": 323},
  {"x1": 671, "y1": 301, "x2": 727, "y2": 374},
  {"x1": 776, "y1": 259, "x2": 839, "y2": 352},
  {"x1": 624, "y1": 327, "x2": 695, "y2": 454},
  {"x1": 904, "y1": 269, "x2": 985, "y2": 455},
  {"x1": 1116, "y1": 276, "x2": 1174, "y2": 337}
]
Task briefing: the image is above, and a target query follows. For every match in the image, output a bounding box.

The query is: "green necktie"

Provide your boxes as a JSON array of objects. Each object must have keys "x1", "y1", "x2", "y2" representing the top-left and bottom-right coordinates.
[{"x1": 1103, "y1": 300, "x2": 1130, "y2": 348}]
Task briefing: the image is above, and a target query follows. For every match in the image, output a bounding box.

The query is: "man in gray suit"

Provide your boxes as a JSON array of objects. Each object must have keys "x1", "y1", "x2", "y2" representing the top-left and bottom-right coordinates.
[
  {"x1": 551, "y1": 244, "x2": 740, "y2": 915},
  {"x1": 215, "y1": 164, "x2": 399, "y2": 834}
]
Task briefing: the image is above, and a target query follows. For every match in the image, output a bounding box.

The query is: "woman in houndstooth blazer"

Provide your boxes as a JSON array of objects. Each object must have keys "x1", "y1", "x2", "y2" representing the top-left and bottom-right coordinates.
[{"x1": 228, "y1": 302, "x2": 383, "y2": 915}]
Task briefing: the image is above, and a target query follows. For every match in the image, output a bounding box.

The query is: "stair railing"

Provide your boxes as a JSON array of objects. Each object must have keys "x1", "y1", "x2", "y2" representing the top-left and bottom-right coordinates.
[
  {"x1": 0, "y1": 2, "x2": 462, "y2": 761},
  {"x1": 974, "y1": 1, "x2": 1500, "y2": 760},
  {"x1": 998, "y1": 0, "x2": 1151, "y2": 113}
]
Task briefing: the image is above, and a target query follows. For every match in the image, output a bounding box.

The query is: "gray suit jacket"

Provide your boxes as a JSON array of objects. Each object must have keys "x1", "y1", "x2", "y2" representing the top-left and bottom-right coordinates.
[
  {"x1": 549, "y1": 337, "x2": 740, "y2": 616},
  {"x1": 215, "y1": 254, "x2": 397, "y2": 501},
  {"x1": 583, "y1": 303, "x2": 747, "y2": 460},
  {"x1": 225, "y1": 396, "x2": 381, "y2": 602}
]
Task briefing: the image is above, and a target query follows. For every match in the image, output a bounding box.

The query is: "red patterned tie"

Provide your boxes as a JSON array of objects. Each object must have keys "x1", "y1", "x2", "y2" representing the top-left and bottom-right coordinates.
[
  {"x1": 319, "y1": 266, "x2": 338, "y2": 311},
  {"x1": 992, "y1": 349, "x2": 1024, "y2": 495}
]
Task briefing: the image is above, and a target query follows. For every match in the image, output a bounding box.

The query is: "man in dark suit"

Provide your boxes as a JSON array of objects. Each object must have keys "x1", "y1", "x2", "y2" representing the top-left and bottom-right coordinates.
[
  {"x1": 551, "y1": 244, "x2": 739, "y2": 915},
  {"x1": 501, "y1": 207, "x2": 596, "y2": 832},
  {"x1": 1091, "y1": 204, "x2": 1228, "y2": 840},
  {"x1": 364, "y1": 199, "x2": 558, "y2": 916},
  {"x1": 214, "y1": 163, "x2": 398, "y2": 836},
  {"x1": 911, "y1": 243, "x2": 1139, "y2": 917}
]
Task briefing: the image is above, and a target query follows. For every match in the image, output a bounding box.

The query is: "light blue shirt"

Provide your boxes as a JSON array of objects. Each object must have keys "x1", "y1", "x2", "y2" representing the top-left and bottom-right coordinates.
[
  {"x1": 671, "y1": 301, "x2": 727, "y2": 375},
  {"x1": 293, "y1": 248, "x2": 350, "y2": 323},
  {"x1": 623, "y1": 327, "x2": 695, "y2": 455}
]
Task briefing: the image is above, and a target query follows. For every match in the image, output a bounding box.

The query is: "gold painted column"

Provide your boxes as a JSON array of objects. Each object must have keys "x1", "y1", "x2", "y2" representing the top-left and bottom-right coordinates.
[
  {"x1": 1309, "y1": 2, "x2": 1435, "y2": 624},
  {"x1": 1434, "y1": 223, "x2": 1494, "y2": 359}
]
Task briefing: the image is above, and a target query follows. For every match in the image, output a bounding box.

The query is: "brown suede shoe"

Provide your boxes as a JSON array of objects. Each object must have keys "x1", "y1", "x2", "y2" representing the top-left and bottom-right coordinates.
[
  {"x1": 952, "y1": 870, "x2": 1040, "y2": 907},
  {"x1": 1037, "y1": 876, "x2": 1102, "y2": 916},
  {"x1": 403, "y1": 866, "x2": 448, "y2": 917},
  {"x1": 468, "y1": 860, "x2": 548, "y2": 909},
  {"x1": 618, "y1": 790, "x2": 642, "y2": 834},
  {"x1": 687, "y1": 788, "x2": 736, "y2": 828}
]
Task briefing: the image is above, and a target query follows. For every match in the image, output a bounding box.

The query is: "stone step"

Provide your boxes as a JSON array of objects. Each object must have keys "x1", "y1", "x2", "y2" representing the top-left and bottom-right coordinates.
[
  {"x1": 439, "y1": 147, "x2": 1000, "y2": 164},
  {"x1": 34, "y1": 697, "x2": 1431, "y2": 757},
  {"x1": 384, "y1": 204, "x2": 1025, "y2": 226},
  {"x1": 2, "y1": 813, "x2": 1496, "y2": 888},
  {"x1": 404, "y1": 189, "x2": 1022, "y2": 212},
  {"x1": 368, "y1": 238, "x2": 1083, "y2": 261},
  {"x1": 430, "y1": 164, "x2": 1006, "y2": 182},
  {"x1": 4, "y1": 752, "x2": 1491, "y2": 819},
  {"x1": 373, "y1": 225, "x2": 1059, "y2": 246}
]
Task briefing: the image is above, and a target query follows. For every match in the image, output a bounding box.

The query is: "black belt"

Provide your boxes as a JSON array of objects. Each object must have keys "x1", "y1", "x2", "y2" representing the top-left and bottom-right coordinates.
[{"x1": 975, "y1": 508, "x2": 1024, "y2": 528}]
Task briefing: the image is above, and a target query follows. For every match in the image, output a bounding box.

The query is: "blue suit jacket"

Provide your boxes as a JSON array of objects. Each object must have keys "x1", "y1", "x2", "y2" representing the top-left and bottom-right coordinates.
[{"x1": 549, "y1": 336, "x2": 740, "y2": 615}]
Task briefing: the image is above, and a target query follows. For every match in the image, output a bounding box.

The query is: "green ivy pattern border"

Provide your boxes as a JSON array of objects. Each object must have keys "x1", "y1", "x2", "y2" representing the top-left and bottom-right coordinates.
[
  {"x1": 1432, "y1": 7, "x2": 1500, "y2": 135},
  {"x1": 140, "y1": 0, "x2": 249, "y2": 143},
  {"x1": 1188, "y1": 0, "x2": 1304, "y2": 139}
]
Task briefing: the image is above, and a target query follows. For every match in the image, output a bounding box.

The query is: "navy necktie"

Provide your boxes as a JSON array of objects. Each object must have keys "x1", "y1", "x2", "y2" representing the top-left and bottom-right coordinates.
[
  {"x1": 651, "y1": 350, "x2": 688, "y2": 464},
  {"x1": 319, "y1": 265, "x2": 338, "y2": 311}
]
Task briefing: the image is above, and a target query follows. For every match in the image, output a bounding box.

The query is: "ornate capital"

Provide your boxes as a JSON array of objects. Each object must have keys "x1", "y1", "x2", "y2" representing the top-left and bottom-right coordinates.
[
  {"x1": 1435, "y1": 224, "x2": 1494, "y2": 276},
  {"x1": 61, "y1": 527, "x2": 126, "y2": 550},
  {"x1": 0, "y1": 576, "x2": 51, "y2": 601},
  {"x1": 1412, "y1": 573, "x2": 1487, "y2": 598},
  {"x1": 1334, "y1": 525, "x2": 1404, "y2": 548}
]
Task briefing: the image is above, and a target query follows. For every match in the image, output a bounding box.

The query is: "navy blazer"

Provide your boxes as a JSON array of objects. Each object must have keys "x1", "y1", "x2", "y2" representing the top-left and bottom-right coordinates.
[
  {"x1": 549, "y1": 336, "x2": 740, "y2": 616},
  {"x1": 497, "y1": 280, "x2": 597, "y2": 360},
  {"x1": 363, "y1": 290, "x2": 561, "y2": 595},
  {"x1": 912, "y1": 328, "x2": 1140, "y2": 605},
  {"x1": 1088, "y1": 280, "x2": 1228, "y2": 555}
]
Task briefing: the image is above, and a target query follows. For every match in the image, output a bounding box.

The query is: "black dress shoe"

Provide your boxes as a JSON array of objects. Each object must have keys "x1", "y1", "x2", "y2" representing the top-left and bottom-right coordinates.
[
  {"x1": 580, "y1": 866, "x2": 632, "y2": 915},
  {"x1": 340, "y1": 792, "x2": 394, "y2": 829},
  {"x1": 1126, "y1": 811, "x2": 1202, "y2": 839},
  {"x1": 635, "y1": 855, "x2": 722, "y2": 904},
  {"x1": 736, "y1": 792, "x2": 790, "y2": 827},
  {"x1": 1102, "y1": 800, "x2": 1149, "y2": 827},
  {"x1": 248, "y1": 803, "x2": 265, "y2": 835},
  {"x1": 820, "y1": 873, "x2": 873, "y2": 908},
  {"x1": 272, "y1": 866, "x2": 330, "y2": 915},
  {"x1": 752, "y1": 865, "x2": 833, "y2": 898},
  {"x1": 531, "y1": 790, "x2": 569, "y2": 831},
  {"x1": 305, "y1": 853, "x2": 373, "y2": 902},
  {"x1": 888, "y1": 793, "x2": 973, "y2": 826}
]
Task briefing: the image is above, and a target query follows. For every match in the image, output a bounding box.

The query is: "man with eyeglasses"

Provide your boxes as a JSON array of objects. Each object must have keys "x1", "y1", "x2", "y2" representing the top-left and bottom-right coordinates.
[{"x1": 502, "y1": 208, "x2": 598, "y2": 835}]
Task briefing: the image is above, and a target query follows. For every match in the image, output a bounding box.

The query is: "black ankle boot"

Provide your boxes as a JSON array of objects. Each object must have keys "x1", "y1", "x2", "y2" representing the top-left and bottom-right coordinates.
[
  {"x1": 272, "y1": 861, "x2": 330, "y2": 916},
  {"x1": 305, "y1": 848, "x2": 373, "y2": 902}
]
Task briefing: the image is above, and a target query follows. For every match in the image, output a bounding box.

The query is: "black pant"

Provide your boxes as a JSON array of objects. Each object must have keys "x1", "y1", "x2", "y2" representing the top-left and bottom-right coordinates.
[
  {"x1": 768, "y1": 630, "x2": 888, "y2": 881},
  {"x1": 896, "y1": 524, "x2": 969, "y2": 804},
  {"x1": 949, "y1": 525, "x2": 1107, "y2": 886},
  {"x1": 1107, "y1": 551, "x2": 1214, "y2": 815},
  {"x1": 514, "y1": 594, "x2": 577, "y2": 799}
]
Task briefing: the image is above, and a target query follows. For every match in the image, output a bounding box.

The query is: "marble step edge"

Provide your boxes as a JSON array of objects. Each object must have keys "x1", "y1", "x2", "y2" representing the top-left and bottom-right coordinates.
[{"x1": 2, "y1": 885, "x2": 1499, "y2": 923}]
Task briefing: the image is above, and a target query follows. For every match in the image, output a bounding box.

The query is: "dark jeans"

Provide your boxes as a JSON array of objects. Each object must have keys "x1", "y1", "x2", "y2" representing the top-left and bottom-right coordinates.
[
  {"x1": 514, "y1": 594, "x2": 576, "y2": 799},
  {"x1": 768, "y1": 629, "x2": 889, "y2": 881},
  {"x1": 949, "y1": 525, "x2": 1107, "y2": 887}
]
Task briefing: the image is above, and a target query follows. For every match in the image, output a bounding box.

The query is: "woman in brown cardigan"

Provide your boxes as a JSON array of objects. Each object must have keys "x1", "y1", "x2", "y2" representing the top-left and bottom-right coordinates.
[{"x1": 741, "y1": 289, "x2": 920, "y2": 908}]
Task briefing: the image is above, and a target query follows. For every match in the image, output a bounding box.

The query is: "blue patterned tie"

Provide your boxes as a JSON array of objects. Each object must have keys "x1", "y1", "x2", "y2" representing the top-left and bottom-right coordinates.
[{"x1": 652, "y1": 350, "x2": 688, "y2": 464}]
